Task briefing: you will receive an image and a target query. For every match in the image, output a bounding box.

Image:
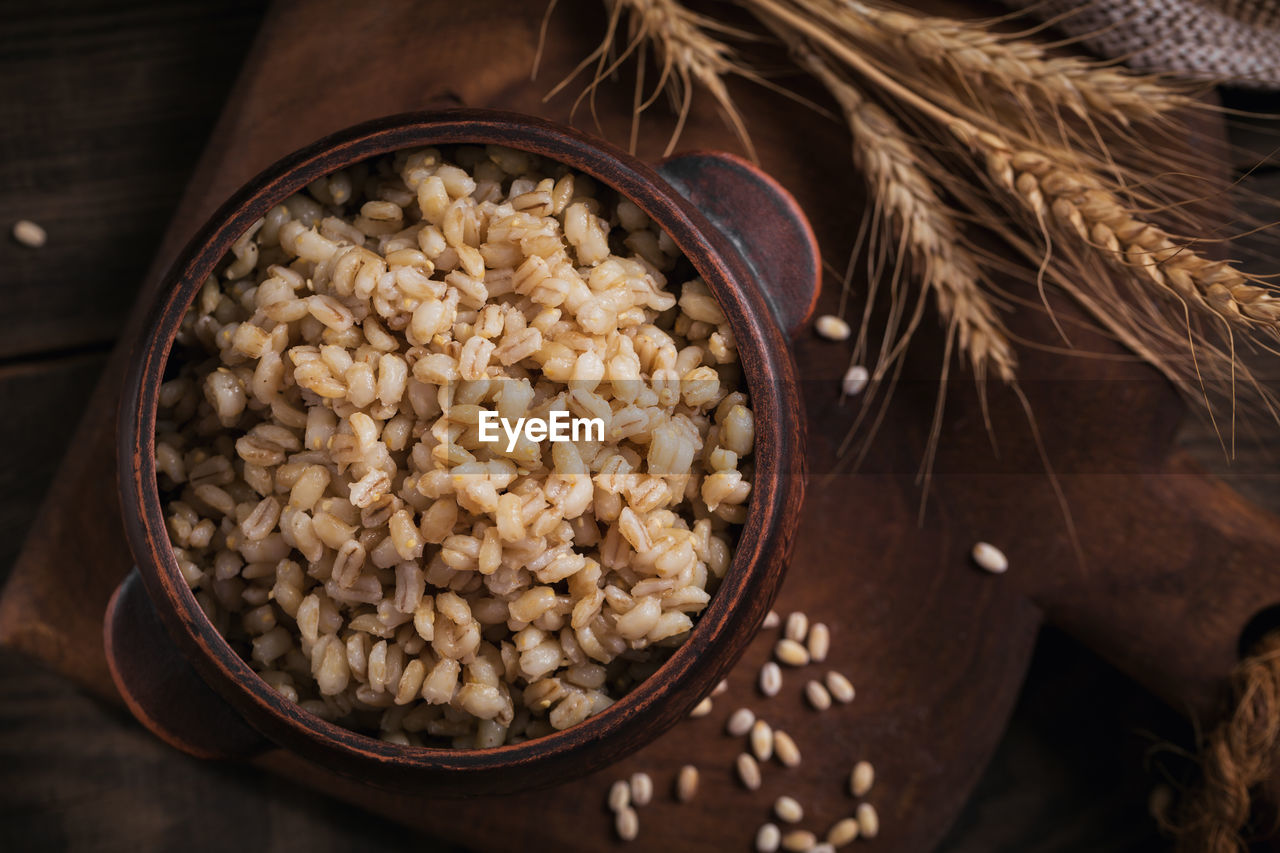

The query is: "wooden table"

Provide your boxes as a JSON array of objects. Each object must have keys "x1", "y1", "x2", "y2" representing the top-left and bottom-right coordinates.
[{"x1": 1, "y1": 1, "x2": 1276, "y2": 850}]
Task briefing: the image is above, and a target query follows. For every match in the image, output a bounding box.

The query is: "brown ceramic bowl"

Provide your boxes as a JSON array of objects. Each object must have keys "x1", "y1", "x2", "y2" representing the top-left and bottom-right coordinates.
[{"x1": 108, "y1": 108, "x2": 818, "y2": 795}]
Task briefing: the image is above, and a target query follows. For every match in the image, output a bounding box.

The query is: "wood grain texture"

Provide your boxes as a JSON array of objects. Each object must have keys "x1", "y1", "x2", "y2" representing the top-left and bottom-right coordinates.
[
  {"x1": 938, "y1": 627, "x2": 1187, "y2": 853},
  {"x1": 0, "y1": 646, "x2": 455, "y2": 853},
  {"x1": 0, "y1": 353, "x2": 108, "y2": 574},
  {"x1": 0, "y1": 0, "x2": 265, "y2": 359},
  {"x1": 0, "y1": 0, "x2": 1277, "y2": 851}
]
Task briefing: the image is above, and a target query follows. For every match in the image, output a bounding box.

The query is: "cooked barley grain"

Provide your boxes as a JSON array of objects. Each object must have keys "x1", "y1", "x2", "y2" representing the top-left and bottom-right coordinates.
[
  {"x1": 609, "y1": 779, "x2": 631, "y2": 812},
  {"x1": 807, "y1": 622, "x2": 829, "y2": 662},
  {"x1": 815, "y1": 314, "x2": 852, "y2": 340},
  {"x1": 827, "y1": 817, "x2": 860, "y2": 847},
  {"x1": 805, "y1": 680, "x2": 833, "y2": 710},
  {"x1": 676, "y1": 764, "x2": 699, "y2": 802},
  {"x1": 826, "y1": 671, "x2": 855, "y2": 704},
  {"x1": 756, "y1": 823, "x2": 782, "y2": 853},
  {"x1": 737, "y1": 752, "x2": 763, "y2": 790},
  {"x1": 841, "y1": 365, "x2": 869, "y2": 396},
  {"x1": 774, "y1": 729, "x2": 802, "y2": 767},
  {"x1": 851, "y1": 760, "x2": 875, "y2": 797},
  {"x1": 751, "y1": 718, "x2": 774, "y2": 761},
  {"x1": 775, "y1": 639, "x2": 810, "y2": 667},
  {"x1": 616, "y1": 806, "x2": 640, "y2": 841},
  {"x1": 775, "y1": 795, "x2": 804, "y2": 823},
  {"x1": 971, "y1": 541, "x2": 1008, "y2": 573},
  {"x1": 760, "y1": 661, "x2": 783, "y2": 696},
  {"x1": 12, "y1": 219, "x2": 46, "y2": 248},
  {"x1": 630, "y1": 771, "x2": 653, "y2": 807},
  {"x1": 856, "y1": 803, "x2": 879, "y2": 838},
  {"x1": 782, "y1": 829, "x2": 818, "y2": 851},
  {"x1": 728, "y1": 707, "x2": 756, "y2": 736}
]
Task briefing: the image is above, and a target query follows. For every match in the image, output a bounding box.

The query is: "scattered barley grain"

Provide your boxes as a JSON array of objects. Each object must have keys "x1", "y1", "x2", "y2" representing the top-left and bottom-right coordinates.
[
  {"x1": 971, "y1": 541, "x2": 1008, "y2": 573},
  {"x1": 775, "y1": 639, "x2": 810, "y2": 667}
]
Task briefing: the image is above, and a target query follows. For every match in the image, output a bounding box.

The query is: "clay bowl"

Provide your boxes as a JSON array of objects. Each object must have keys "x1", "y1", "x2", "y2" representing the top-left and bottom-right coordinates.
[{"x1": 109, "y1": 108, "x2": 820, "y2": 795}]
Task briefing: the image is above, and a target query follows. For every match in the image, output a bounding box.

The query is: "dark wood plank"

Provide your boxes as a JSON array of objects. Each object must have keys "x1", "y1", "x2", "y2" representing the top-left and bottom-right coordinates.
[
  {"x1": 0, "y1": 0, "x2": 266, "y2": 360},
  {"x1": 939, "y1": 628, "x2": 1186, "y2": 853},
  {"x1": 0, "y1": 646, "x2": 458, "y2": 853},
  {"x1": 0, "y1": 353, "x2": 107, "y2": 580}
]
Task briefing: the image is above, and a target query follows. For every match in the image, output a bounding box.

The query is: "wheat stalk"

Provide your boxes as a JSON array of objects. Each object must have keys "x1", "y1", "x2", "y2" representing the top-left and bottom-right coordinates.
[
  {"x1": 785, "y1": 36, "x2": 1016, "y2": 383},
  {"x1": 747, "y1": 0, "x2": 1280, "y2": 339},
  {"x1": 547, "y1": 0, "x2": 757, "y2": 158},
  {"x1": 952, "y1": 123, "x2": 1280, "y2": 334},
  {"x1": 820, "y1": 0, "x2": 1192, "y2": 126},
  {"x1": 555, "y1": 0, "x2": 1280, "y2": 453}
]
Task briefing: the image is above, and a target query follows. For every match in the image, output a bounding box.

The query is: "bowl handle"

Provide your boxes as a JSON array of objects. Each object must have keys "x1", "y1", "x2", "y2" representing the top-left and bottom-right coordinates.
[
  {"x1": 657, "y1": 152, "x2": 821, "y2": 336},
  {"x1": 104, "y1": 568, "x2": 268, "y2": 760}
]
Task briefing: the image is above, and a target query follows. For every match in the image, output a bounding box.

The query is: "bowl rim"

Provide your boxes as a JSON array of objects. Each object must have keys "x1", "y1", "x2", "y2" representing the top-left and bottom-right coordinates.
[{"x1": 118, "y1": 107, "x2": 804, "y2": 774}]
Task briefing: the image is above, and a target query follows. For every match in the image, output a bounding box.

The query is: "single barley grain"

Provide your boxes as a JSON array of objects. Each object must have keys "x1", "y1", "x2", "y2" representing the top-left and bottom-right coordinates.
[
  {"x1": 751, "y1": 719, "x2": 774, "y2": 761},
  {"x1": 760, "y1": 661, "x2": 783, "y2": 697},
  {"x1": 630, "y1": 771, "x2": 653, "y2": 806},
  {"x1": 856, "y1": 803, "x2": 879, "y2": 839},
  {"x1": 608, "y1": 778, "x2": 631, "y2": 812},
  {"x1": 757, "y1": 822, "x2": 782, "y2": 853},
  {"x1": 805, "y1": 680, "x2": 833, "y2": 711},
  {"x1": 775, "y1": 795, "x2": 804, "y2": 823},
  {"x1": 807, "y1": 622, "x2": 830, "y2": 662},
  {"x1": 774, "y1": 730, "x2": 802, "y2": 767},
  {"x1": 616, "y1": 805, "x2": 640, "y2": 841},
  {"x1": 690, "y1": 696, "x2": 714, "y2": 718},
  {"x1": 827, "y1": 817, "x2": 860, "y2": 847},
  {"x1": 851, "y1": 760, "x2": 875, "y2": 797},
  {"x1": 676, "y1": 764, "x2": 699, "y2": 802},
  {"x1": 812, "y1": 845, "x2": 836, "y2": 853},
  {"x1": 775, "y1": 639, "x2": 810, "y2": 667},
  {"x1": 737, "y1": 752, "x2": 763, "y2": 790},
  {"x1": 728, "y1": 707, "x2": 756, "y2": 736},
  {"x1": 826, "y1": 671, "x2": 856, "y2": 704},
  {"x1": 12, "y1": 219, "x2": 46, "y2": 248},
  {"x1": 971, "y1": 541, "x2": 1008, "y2": 573},
  {"x1": 763, "y1": 609, "x2": 781, "y2": 629},
  {"x1": 784, "y1": 611, "x2": 809, "y2": 642},
  {"x1": 713, "y1": 679, "x2": 730, "y2": 696},
  {"x1": 842, "y1": 365, "x2": 869, "y2": 396},
  {"x1": 782, "y1": 829, "x2": 818, "y2": 851},
  {"x1": 815, "y1": 314, "x2": 852, "y2": 341}
]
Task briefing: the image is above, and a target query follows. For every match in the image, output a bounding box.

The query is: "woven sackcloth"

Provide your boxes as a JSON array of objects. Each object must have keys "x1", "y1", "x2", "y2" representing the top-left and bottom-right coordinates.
[{"x1": 1005, "y1": 0, "x2": 1280, "y2": 88}]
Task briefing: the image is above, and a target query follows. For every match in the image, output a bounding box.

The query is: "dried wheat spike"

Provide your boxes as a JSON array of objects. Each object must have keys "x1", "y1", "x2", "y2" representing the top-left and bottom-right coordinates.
[
  {"x1": 952, "y1": 123, "x2": 1280, "y2": 334},
  {"x1": 791, "y1": 38, "x2": 1016, "y2": 380},
  {"x1": 616, "y1": 0, "x2": 756, "y2": 158},
  {"x1": 823, "y1": 0, "x2": 1190, "y2": 124}
]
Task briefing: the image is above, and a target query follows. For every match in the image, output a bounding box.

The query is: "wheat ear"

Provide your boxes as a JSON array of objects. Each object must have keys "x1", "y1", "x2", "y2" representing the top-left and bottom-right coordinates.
[
  {"x1": 786, "y1": 38, "x2": 1016, "y2": 382},
  {"x1": 952, "y1": 123, "x2": 1280, "y2": 336},
  {"x1": 802, "y1": 0, "x2": 1191, "y2": 125},
  {"x1": 750, "y1": 0, "x2": 1280, "y2": 340},
  {"x1": 611, "y1": 0, "x2": 757, "y2": 159}
]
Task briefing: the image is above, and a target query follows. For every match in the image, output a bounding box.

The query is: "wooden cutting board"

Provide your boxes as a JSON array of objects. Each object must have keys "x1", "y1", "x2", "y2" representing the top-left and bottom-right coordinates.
[{"x1": 3, "y1": 1, "x2": 1279, "y2": 850}]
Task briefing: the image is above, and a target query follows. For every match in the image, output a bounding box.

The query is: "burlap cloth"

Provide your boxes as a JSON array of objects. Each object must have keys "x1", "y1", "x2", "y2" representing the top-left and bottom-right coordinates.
[{"x1": 1007, "y1": 0, "x2": 1280, "y2": 87}]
